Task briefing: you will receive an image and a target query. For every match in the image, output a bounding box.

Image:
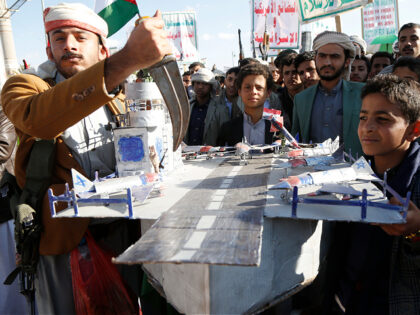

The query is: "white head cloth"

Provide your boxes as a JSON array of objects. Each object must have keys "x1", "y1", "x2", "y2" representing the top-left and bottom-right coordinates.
[
  {"x1": 191, "y1": 68, "x2": 219, "y2": 93},
  {"x1": 350, "y1": 35, "x2": 367, "y2": 57},
  {"x1": 43, "y1": 3, "x2": 109, "y2": 55},
  {"x1": 393, "y1": 40, "x2": 399, "y2": 54},
  {"x1": 312, "y1": 31, "x2": 356, "y2": 80}
]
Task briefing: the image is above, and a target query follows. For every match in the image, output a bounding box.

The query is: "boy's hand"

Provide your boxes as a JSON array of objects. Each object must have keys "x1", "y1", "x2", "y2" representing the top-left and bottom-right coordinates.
[{"x1": 378, "y1": 197, "x2": 420, "y2": 236}]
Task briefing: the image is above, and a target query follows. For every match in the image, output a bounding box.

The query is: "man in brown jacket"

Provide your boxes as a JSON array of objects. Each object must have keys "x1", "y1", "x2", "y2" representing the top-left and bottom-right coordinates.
[{"x1": 1, "y1": 3, "x2": 171, "y2": 313}]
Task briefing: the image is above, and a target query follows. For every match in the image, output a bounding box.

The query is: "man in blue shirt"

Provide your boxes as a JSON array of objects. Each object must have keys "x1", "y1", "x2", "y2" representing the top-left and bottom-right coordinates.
[{"x1": 292, "y1": 31, "x2": 363, "y2": 156}]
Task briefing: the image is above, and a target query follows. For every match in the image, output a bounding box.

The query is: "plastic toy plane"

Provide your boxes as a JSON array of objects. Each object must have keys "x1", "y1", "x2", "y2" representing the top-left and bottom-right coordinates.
[
  {"x1": 279, "y1": 137, "x2": 340, "y2": 158},
  {"x1": 275, "y1": 155, "x2": 337, "y2": 169},
  {"x1": 48, "y1": 169, "x2": 156, "y2": 219},
  {"x1": 182, "y1": 145, "x2": 236, "y2": 160},
  {"x1": 268, "y1": 156, "x2": 411, "y2": 222},
  {"x1": 271, "y1": 156, "x2": 379, "y2": 190}
]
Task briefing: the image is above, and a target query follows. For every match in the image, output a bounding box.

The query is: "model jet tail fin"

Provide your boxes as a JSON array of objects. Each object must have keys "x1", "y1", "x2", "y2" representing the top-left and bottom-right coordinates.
[
  {"x1": 351, "y1": 157, "x2": 380, "y2": 181},
  {"x1": 71, "y1": 169, "x2": 95, "y2": 194}
]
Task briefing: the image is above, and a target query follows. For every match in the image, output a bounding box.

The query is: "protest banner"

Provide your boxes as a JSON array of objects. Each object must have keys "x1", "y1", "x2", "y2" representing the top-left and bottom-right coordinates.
[
  {"x1": 298, "y1": 0, "x2": 370, "y2": 23},
  {"x1": 252, "y1": 0, "x2": 300, "y2": 56},
  {"x1": 162, "y1": 11, "x2": 199, "y2": 62},
  {"x1": 301, "y1": 16, "x2": 336, "y2": 38},
  {"x1": 362, "y1": 0, "x2": 399, "y2": 46}
]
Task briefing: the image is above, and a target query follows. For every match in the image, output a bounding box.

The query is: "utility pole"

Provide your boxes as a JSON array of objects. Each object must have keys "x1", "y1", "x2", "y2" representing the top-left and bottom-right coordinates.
[{"x1": 0, "y1": 0, "x2": 20, "y2": 76}]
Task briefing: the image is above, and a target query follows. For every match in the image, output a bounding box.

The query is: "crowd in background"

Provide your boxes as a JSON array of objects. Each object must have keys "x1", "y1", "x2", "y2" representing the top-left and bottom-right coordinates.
[{"x1": 173, "y1": 23, "x2": 420, "y2": 150}]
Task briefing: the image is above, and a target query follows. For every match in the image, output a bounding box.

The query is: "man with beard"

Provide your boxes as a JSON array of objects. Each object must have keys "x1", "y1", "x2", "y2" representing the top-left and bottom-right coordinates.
[
  {"x1": 277, "y1": 53, "x2": 303, "y2": 131},
  {"x1": 295, "y1": 51, "x2": 320, "y2": 89},
  {"x1": 292, "y1": 31, "x2": 363, "y2": 155},
  {"x1": 1, "y1": 3, "x2": 171, "y2": 313}
]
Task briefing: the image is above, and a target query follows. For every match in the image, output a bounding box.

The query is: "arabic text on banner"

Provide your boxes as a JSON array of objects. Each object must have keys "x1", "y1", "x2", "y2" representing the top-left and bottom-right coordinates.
[
  {"x1": 362, "y1": 0, "x2": 398, "y2": 45},
  {"x1": 298, "y1": 0, "x2": 369, "y2": 23},
  {"x1": 252, "y1": 0, "x2": 300, "y2": 53},
  {"x1": 162, "y1": 11, "x2": 199, "y2": 62}
]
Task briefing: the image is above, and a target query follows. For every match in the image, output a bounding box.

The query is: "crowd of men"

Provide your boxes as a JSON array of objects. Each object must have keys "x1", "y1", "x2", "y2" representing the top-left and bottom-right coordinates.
[
  {"x1": 0, "y1": 1, "x2": 420, "y2": 314},
  {"x1": 181, "y1": 23, "x2": 420, "y2": 153},
  {"x1": 177, "y1": 24, "x2": 420, "y2": 314}
]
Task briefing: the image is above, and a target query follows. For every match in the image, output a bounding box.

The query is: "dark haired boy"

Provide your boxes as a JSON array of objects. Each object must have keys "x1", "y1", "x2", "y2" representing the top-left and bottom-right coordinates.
[
  {"x1": 277, "y1": 53, "x2": 303, "y2": 131},
  {"x1": 182, "y1": 71, "x2": 193, "y2": 98},
  {"x1": 392, "y1": 56, "x2": 420, "y2": 82},
  {"x1": 216, "y1": 67, "x2": 242, "y2": 119},
  {"x1": 295, "y1": 51, "x2": 320, "y2": 88},
  {"x1": 350, "y1": 55, "x2": 370, "y2": 83},
  {"x1": 238, "y1": 57, "x2": 260, "y2": 69},
  {"x1": 236, "y1": 59, "x2": 282, "y2": 116},
  {"x1": 325, "y1": 75, "x2": 420, "y2": 314},
  {"x1": 217, "y1": 63, "x2": 275, "y2": 146},
  {"x1": 273, "y1": 49, "x2": 296, "y2": 87},
  {"x1": 189, "y1": 61, "x2": 205, "y2": 74},
  {"x1": 369, "y1": 51, "x2": 393, "y2": 78}
]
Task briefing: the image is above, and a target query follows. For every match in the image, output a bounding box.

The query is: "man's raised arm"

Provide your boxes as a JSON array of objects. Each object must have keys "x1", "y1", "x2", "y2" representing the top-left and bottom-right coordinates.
[{"x1": 104, "y1": 10, "x2": 171, "y2": 93}]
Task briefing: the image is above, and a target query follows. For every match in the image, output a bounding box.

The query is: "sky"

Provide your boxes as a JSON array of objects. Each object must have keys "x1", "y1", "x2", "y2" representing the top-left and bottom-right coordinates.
[{"x1": 7, "y1": 0, "x2": 420, "y2": 71}]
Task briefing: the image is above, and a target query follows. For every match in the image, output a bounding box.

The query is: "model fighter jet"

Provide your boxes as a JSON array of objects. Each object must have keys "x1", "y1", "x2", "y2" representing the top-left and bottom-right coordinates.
[{"x1": 47, "y1": 169, "x2": 157, "y2": 219}]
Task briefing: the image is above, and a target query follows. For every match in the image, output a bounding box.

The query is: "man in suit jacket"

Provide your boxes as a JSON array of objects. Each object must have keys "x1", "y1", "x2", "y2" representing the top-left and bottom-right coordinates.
[
  {"x1": 292, "y1": 31, "x2": 364, "y2": 156},
  {"x1": 218, "y1": 63, "x2": 275, "y2": 146},
  {"x1": 216, "y1": 67, "x2": 243, "y2": 120},
  {"x1": 1, "y1": 3, "x2": 171, "y2": 313},
  {"x1": 277, "y1": 53, "x2": 304, "y2": 132},
  {"x1": 184, "y1": 68, "x2": 226, "y2": 146}
]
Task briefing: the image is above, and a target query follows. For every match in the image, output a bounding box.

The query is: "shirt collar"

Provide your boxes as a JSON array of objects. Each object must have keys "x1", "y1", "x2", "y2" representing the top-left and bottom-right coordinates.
[
  {"x1": 55, "y1": 71, "x2": 66, "y2": 84},
  {"x1": 243, "y1": 112, "x2": 263, "y2": 125},
  {"x1": 318, "y1": 79, "x2": 343, "y2": 96}
]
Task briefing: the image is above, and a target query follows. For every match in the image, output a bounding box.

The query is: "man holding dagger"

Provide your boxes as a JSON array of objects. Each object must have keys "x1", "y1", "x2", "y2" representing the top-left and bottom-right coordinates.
[{"x1": 1, "y1": 2, "x2": 173, "y2": 313}]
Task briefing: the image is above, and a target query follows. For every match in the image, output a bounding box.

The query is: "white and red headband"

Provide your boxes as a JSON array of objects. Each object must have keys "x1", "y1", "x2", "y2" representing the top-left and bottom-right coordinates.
[{"x1": 44, "y1": 3, "x2": 110, "y2": 56}]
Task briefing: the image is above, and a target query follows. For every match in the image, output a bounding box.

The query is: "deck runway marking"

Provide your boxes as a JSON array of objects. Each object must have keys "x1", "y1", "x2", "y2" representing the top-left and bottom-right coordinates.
[
  {"x1": 232, "y1": 166, "x2": 242, "y2": 173},
  {"x1": 196, "y1": 215, "x2": 217, "y2": 229},
  {"x1": 184, "y1": 231, "x2": 207, "y2": 249},
  {"x1": 207, "y1": 201, "x2": 222, "y2": 210},
  {"x1": 211, "y1": 195, "x2": 224, "y2": 202}
]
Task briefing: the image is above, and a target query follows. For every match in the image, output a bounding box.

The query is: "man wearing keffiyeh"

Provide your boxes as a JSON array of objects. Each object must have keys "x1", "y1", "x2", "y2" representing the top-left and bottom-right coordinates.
[
  {"x1": 1, "y1": 2, "x2": 171, "y2": 313},
  {"x1": 292, "y1": 30, "x2": 363, "y2": 156}
]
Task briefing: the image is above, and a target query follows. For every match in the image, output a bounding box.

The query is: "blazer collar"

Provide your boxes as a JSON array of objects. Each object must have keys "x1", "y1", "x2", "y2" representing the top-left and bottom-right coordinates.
[{"x1": 342, "y1": 80, "x2": 356, "y2": 141}]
